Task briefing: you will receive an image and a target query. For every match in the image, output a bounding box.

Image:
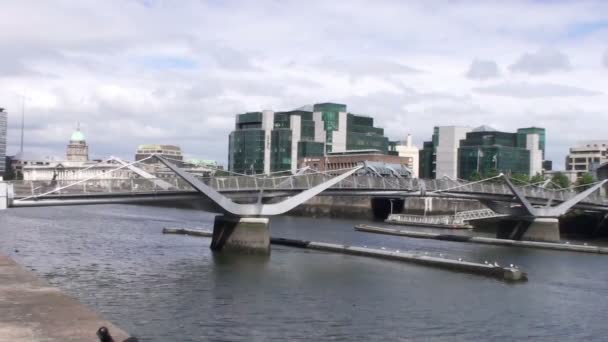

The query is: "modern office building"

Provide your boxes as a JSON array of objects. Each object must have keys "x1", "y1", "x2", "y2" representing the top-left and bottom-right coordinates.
[
  {"x1": 419, "y1": 125, "x2": 545, "y2": 180},
  {"x1": 458, "y1": 126, "x2": 543, "y2": 180},
  {"x1": 419, "y1": 126, "x2": 472, "y2": 179},
  {"x1": 135, "y1": 144, "x2": 183, "y2": 164},
  {"x1": 228, "y1": 103, "x2": 391, "y2": 175},
  {"x1": 0, "y1": 108, "x2": 6, "y2": 177},
  {"x1": 565, "y1": 140, "x2": 608, "y2": 178},
  {"x1": 393, "y1": 134, "x2": 419, "y2": 178}
]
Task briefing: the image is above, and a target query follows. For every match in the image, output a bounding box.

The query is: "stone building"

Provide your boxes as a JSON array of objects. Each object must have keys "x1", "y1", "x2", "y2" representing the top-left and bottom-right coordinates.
[{"x1": 66, "y1": 124, "x2": 89, "y2": 162}]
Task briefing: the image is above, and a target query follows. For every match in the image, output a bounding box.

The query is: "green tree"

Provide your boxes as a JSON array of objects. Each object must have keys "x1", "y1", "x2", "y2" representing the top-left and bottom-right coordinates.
[
  {"x1": 468, "y1": 171, "x2": 482, "y2": 181},
  {"x1": 511, "y1": 173, "x2": 530, "y2": 185},
  {"x1": 576, "y1": 173, "x2": 595, "y2": 191},
  {"x1": 530, "y1": 173, "x2": 545, "y2": 184},
  {"x1": 550, "y1": 172, "x2": 571, "y2": 190},
  {"x1": 485, "y1": 168, "x2": 502, "y2": 183}
]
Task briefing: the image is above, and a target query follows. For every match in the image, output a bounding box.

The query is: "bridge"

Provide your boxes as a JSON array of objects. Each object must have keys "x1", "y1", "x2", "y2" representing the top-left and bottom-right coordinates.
[{"x1": 2, "y1": 155, "x2": 607, "y2": 252}]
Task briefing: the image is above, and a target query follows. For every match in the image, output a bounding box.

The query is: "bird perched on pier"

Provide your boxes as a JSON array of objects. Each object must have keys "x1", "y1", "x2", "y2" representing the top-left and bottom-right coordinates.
[{"x1": 97, "y1": 326, "x2": 139, "y2": 342}]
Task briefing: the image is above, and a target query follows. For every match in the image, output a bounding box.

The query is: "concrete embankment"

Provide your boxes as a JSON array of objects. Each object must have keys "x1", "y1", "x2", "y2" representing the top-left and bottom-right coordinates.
[
  {"x1": 0, "y1": 254, "x2": 132, "y2": 341},
  {"x1": 162, "y1": 228, "x2": 527, "y2": 282},
  {"x1": 355, "y1": 224, "x2": 608, "y2": 254}
]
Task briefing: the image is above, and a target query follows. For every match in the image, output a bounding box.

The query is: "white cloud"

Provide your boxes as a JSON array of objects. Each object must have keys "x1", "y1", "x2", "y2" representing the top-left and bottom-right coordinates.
[
  {"x1": 474, "y1": 82, "x2": 602, "y2": 98},
  {"x1": 603, "y1": 50, "x2": 608, "y2": 68},
  {"x1": 1, "y1": 0, "x2": 608, "y2": 169},
  {"x1": 465, "y1": 59, "x2": 500, "y2": 80},
  {"x1": 509, "y1": 49, "x2": 571, "y2": 75}
]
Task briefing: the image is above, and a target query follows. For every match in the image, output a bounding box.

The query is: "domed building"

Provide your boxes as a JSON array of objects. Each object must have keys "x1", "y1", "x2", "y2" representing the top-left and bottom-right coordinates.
[{"x1": 66, "y1": 125, "x2": 89, "y2": 162}]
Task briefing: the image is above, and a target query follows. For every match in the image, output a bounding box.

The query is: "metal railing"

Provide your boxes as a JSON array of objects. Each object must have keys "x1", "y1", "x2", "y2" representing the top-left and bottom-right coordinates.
[{"x1": 9, "y1": 173, "x2": 607, "y2": 206}]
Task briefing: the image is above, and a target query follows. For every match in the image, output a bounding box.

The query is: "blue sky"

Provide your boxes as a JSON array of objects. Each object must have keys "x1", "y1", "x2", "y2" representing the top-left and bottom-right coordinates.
[{"x1": 0, "y1": 0, "x2": 607, "y2": 169}]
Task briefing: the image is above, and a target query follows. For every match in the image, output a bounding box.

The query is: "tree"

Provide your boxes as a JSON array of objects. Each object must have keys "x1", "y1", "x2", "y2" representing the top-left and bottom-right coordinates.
[
  {"x1": 530, "y1": 173, "x2": 545, "y2": 184},
  {"x1": 468, "y1": 171, "x2": 482, "y2": 181},
  {"x1": 576, "y1": 173, "x2": 595, "y2": 191},
  {"x1": 511, "y1": 173, "x2": 530, "y2": 185},
  {"x1": 550, "y1": 172, "x2": 571, "y2": 190}
]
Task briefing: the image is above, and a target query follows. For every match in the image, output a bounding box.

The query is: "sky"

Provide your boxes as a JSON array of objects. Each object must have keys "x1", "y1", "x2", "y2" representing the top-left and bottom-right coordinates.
[{"x1": 1, "y1": 0, "x2": 607, "y2": 169}]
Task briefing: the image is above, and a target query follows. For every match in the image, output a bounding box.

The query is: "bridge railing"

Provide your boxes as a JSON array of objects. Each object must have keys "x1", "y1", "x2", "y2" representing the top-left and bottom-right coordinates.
[
  {"x1": 10, "y1": 177, "x2": 196, "y2": 198},
  {"x1": 10, "y1": 174, "x2": 606, "y2": 206}
]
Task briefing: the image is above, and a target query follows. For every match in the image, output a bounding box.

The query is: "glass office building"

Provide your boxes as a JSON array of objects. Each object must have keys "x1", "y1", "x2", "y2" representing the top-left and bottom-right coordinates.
[
  {"x1": 458, "y1": 127, "x2": 541, "y2": 180},
  {"x1": 419, "y1": 125, "x2": 545, "y2": 180},
  {"x1": 228, "y1": 103, "x2": 390, "y2": 174}
]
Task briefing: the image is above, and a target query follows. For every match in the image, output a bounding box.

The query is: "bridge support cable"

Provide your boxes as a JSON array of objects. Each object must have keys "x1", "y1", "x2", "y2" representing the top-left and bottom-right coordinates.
[
  {"x1": 428, "y1": 174, "x2": 504, "y2": 195},
  {"x1": 15, "y1": 156, "x2": 158, "y2": 202},
  {"x1": 154, "y1": 155, "x2": 362, "y2": 216},
  {"x1": 109, "y1": 156, "x2": 174, "y2": 190}
]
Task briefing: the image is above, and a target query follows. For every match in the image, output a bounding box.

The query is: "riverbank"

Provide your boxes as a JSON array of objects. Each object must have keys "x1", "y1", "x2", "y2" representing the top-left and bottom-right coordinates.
[{"x1": 0, "y1": 254, "x2": 131, "y2": 341}]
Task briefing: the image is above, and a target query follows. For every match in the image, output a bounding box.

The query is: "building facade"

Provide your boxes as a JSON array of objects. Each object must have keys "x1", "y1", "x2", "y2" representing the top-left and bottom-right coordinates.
[
  {"x1": 0, "y1": 108, "x2": 6, "y2": 177},
  {"x1": 458, "y1": 126, "x2": 543, "y2": 180},
  {"x1": 66, "y1": 125, "x2": 89, "y2": 162},
  {"x1": 419, "y1": 126, "x2": 472, "y2": 179},
  {"x1": 299, "y1": 150, "x2": 413, "y2": 175},
  {"x1": 135, "y1": 144, "x2": 183, "y2": 164},
  {"x1": 21, "y1": 127, "x2": 131, "y2": 182},
  {"x1": 393, "y1": 134, "x2": 419, "y2": 178},
  {"x1": 228, "y1": 103, "x2": 390, "y2": 175},
  {"x1": 565, "y1": 140, "x2": 608, "y2": 178},
  {"x1": 420, "y1": 125, "x2": 545, "y2": 180}
]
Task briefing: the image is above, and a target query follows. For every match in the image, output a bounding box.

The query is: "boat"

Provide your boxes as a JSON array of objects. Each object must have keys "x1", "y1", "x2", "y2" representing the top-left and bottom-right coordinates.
[{"x1": 383, "y1": 213, "x2": 473, "y2": 229}]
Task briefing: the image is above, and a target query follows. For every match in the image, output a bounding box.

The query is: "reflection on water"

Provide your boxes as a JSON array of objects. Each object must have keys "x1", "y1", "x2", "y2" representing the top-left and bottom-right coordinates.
[{"x1": 1, "y1": 204, "x2": 608, "y2": 341}]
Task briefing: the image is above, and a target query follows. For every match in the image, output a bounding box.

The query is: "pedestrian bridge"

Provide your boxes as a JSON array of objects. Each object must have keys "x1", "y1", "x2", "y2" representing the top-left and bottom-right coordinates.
[{"x1": 2, "y1": 156, "x2": 607, "y2": 247}]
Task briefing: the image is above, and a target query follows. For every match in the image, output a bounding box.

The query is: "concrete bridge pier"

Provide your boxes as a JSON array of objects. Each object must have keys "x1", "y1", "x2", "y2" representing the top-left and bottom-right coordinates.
[
  {"x1": 0, "y1": 182, "x2": 12, "y2": 210},
  {"x1": 521, "y1": 218, "x2": 561, "y2": 242},
  {"x1": 210, "y1": 215, "x2": 271, "y2": 255},
  {"x1": 496, "y1": 217, "x2": 561, "y2": 242}
]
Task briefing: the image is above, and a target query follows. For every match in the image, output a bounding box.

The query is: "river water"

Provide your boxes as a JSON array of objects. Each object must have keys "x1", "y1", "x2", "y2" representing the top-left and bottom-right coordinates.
[{"x1": 1, "y1": 204, "x2": 608, "y2": 341}]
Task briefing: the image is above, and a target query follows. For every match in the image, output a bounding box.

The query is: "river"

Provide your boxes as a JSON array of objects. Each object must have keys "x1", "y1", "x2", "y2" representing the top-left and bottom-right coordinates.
[{"x1": 1, "y1": 204, "x2": 608, "y2": 341}]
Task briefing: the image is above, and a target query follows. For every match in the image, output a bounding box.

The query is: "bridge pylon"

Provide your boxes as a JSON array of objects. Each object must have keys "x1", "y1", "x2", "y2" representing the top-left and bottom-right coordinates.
[
  {"x1": 496, "y1": 175, "x2": 608, "y2": 242},
  {"x1": 154, "y1": 155, "x2": 361, "y2": 254}
]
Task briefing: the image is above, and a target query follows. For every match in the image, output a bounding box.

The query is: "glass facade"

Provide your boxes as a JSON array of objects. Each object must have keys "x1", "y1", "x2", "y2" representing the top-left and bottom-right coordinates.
[
  {"x1": 517, "y1": 127, "x2": 545, "y2": 159},
  {"x1": 229, "y1": 129, "x2": 265, "y2": 174},
  {"x1": 0, "y1": 109, "x2": 6, "y2": 176},
  {"x1": 458, "y1": 130, "x2": 531, "y2": 179},
  {"x1": 345, "y1": 113, "x2": 389, "y2": 153},
  {"x1": 419, "y1": 127, "x2": 439, "y2": 178},
  {"x1": 229, "y1": 103, "x2": 393, "y2": 174},
  {"x1": 419, "y1": 141, "x2": 435, "y2": 179},
  {"x1": 298, "y1": 141, "x2": 324, "y2": 157},
  {"x1": 314, "y1": 103, "x2": 345, "y2": 153},
  {"x1": 270, "y1": 129, "x2": 292, "y2": 172}
]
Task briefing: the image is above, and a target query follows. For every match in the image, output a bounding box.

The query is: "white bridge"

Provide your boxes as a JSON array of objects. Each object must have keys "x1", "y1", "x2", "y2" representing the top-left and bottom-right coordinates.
[{"x1": 2, "y1": 155, "x2": 607, "y2": 249}]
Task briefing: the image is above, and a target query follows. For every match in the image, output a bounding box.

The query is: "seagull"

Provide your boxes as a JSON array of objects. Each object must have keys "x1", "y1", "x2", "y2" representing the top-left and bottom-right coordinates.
[
  {"x1": 584, "y1": 243, "x2": 588, "y2": 246},
  {"x1": 381, "y1": 247, "x2": 386, "y2": 250},
  {"x1": 396, "y1": 250, "x2": 400, "y2": 253},
  {"x1": 458, "y1": 258, "x2": 462, "y2": 261},
  {"x1": 565, "y1": 241, "x2": 570, "y2": 244},
  {"x1": 484, "y1": 260, "x2": 489, "y2": 264},
  {"x1": 510, "y1": 264, "x2": 514, "y2": 268},
  {"x1": 493, "y1": 262, "x2": 500, "y2": 267},
  {"x1": 439, "y1": 253, "x2": 443, "y2": 257}
]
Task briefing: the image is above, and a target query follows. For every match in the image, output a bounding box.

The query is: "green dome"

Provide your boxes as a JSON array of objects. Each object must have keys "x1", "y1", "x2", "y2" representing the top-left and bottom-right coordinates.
[{"x1": 71, "y1": 130, "x2": 85, "y2": 141}]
